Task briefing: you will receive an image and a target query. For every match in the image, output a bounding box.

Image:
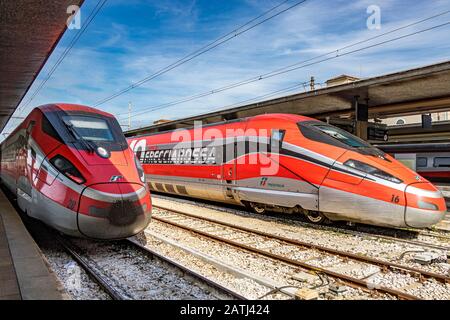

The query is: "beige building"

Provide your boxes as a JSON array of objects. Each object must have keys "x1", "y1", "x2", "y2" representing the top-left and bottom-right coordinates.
[{"x1": 325, "y1": 75, "x2": 361, "y2": 87}]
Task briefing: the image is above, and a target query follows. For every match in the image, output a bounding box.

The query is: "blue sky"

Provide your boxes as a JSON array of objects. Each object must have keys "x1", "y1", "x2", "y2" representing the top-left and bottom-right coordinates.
[{"x1": 4, "y1": 0, "x2": 450, "y2": 135}]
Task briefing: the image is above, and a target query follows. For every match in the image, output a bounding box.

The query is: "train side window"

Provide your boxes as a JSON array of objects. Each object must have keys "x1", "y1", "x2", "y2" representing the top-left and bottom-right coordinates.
[
  {"x1": 26, "y1": 121, "x2": 36, "y2": 137},
  {"x1": 433, "y1": 157, "x2": 450, "y2": 168},
  {"x1": 271, "y1": 129, "x2": 285, "y2": 151},
  {"x1": 42, "y1": 115, "x2": 63, "y2": 142},
  {"x1": 417, "y1": 157, "x2": 428, "y2": 168},
  {"x1": 244, "y1": 136, "x2": 250, "y2": 155},
  {"x1": 222, "y1": 143, "x2": 226, "y2": 163},
  {"x1": 271, "y1": 129, "x2": 285, "y2": 142},
  {"x1": 223, "y1": 141, "x2": 234, "y2": 163}
]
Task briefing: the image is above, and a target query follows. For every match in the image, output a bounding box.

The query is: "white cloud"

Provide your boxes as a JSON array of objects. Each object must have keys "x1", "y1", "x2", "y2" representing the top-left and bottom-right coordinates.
[{"x1": 3, "y1": 0, "x2": 450, "y2": 136}]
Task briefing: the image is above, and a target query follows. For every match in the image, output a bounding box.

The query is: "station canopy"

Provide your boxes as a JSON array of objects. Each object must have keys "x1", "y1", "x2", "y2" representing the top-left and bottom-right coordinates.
[
  {"x1": 0, "y1": 0, "x2": 84, "y2": 132},
  {"x1": 125, "y1": 60, "x2": 450, "y2": 137}
]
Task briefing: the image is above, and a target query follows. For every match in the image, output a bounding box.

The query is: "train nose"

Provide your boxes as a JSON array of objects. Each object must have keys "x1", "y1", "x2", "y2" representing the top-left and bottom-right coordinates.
[
  {"x1": 404, "y1": 182, "x2": 447, "y2": 228},
  {"x1": 77, "y1": 183, "x2": 152, "y2": 239}
]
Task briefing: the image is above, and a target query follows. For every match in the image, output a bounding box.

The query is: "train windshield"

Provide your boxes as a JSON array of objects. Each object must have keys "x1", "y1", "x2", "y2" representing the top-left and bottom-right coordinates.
[
  {"x1": 313, "y1": 124, "x2": 371, "y2": 148},
  {"x1": 62, "y1": 115, "x2": 114, "y2": 142},
  {"x1": 298, "y1": 121, "x2": 386, "y2": 157}
]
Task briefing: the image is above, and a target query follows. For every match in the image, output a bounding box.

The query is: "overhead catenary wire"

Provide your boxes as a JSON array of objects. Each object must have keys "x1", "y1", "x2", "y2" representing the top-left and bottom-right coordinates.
[
  {"x1": 118, "y1": 16, "x2": 450, "y2": 122},
  {"x1": 93, "y1": 0, "x2": 309, "y2": 107},
  {"x1": 208, "y1": 81, "x2": 320, "y2": 112},
  {"x1": 118, "y1": 81, "x2": 315, "y2": 127},
  {"x1": 256, "y1": 9, "x2": 450, "y2": 84},
  {"x1": 122, "y1": 80, "x2": 321, "y2": 125},
  {"x1": 183, "y1": 80, "x2": 326, "y2": 120},
  {"x1": 17, "y1": 0, "x2": 109, "y2": 115}
]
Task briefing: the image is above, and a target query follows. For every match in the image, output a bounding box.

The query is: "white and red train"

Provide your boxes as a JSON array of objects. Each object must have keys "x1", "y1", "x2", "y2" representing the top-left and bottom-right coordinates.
[
  {"x1": 0, "y1": 104, "x2": 151, "y2": 239},
  {"x1": 377, "y1": 142, "x2": 450, "y2": 184},
  {"x1": 129, "y1": 113, "x2": 447, "y2": 229}
]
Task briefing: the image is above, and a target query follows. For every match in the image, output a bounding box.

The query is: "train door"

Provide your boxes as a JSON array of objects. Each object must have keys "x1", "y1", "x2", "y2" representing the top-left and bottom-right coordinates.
[
  {"x1": 17, "y1": 120, "x2": 36, "y2": 212},
  {"x1": 26, "y1": 120, "x2": 40, "y2": 182},
  {"x1": 24, "y1": 120, "x2": 36, "y2": 187},
  {"x1": 234, "y1": 129, "x2": 282, "y2": 189},
  {"x1": 221, "y1": 138, "x2": 237, "y2": 201}
]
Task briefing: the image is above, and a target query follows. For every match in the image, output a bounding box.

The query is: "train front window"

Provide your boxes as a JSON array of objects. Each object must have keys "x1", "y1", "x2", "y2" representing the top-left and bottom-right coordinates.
[
  {"x1": 313, "y1": 124, "x2": 371, "y2": 148},
  {"x1": 298, "y1": 121, "x2": 386, "y2": 158},
  {"x1": 62, "y1": 115, "x2": 114, "y2": 142}
]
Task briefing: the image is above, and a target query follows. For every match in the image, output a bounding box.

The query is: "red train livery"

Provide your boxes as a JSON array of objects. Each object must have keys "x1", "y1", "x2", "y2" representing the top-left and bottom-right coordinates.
[
  {"x1": 0, "y1": 104, "x2": 151, "y2": 239},
  {"x1": 129, "y1": 113, "x2": 446, "y2": 229}
]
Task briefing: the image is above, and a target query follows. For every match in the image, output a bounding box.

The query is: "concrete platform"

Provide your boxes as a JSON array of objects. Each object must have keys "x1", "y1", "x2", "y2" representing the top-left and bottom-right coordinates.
[{"x1": 0, "y1": 189, "x2": 64, "y2": 300}]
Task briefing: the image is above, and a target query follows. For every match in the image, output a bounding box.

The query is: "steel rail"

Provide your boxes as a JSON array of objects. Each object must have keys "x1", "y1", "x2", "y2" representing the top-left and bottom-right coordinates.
[
  {"x1": 153, "y1": 205, "x2": 449, "y2": 284},
  {"x1": 152, "y1": 205, "x2": 450, "y2": 299},
  {"x1": 416, "y1": 229, "x2": 450, "y2": 240},
  {"x1": 126, "y1": 238, "x2": 248, "y2": 300},
  {"x1": 152, "y1": 197, "x2": 450, "y2": 252},
  {"x1": 153, "y1": 213, "x2": 419, "y2": 300},
  {"x1": 54, "y1": 234, "x2": 126, "y2": 300},
  {"x1": 343, "y1": 228, "x2": 450, "y2": 252}
]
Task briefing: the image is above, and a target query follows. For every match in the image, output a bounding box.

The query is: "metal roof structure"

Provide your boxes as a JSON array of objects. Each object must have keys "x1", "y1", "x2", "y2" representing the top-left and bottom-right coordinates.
[
  {"x1": 380, "y1": 120, "x2": 450, "y2": 143},
  {"x1": 125, "y1": 60, "x2": 450, "y2": 137},
  {"x1": 0, "y1": 0, "x2": 84, "y2": 132}
]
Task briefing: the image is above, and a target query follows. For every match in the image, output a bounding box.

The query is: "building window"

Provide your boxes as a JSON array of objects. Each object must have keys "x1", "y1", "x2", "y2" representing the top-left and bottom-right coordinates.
[
  {"x1": 433, "y1": 157, "x2": 450, "y2": 168},
  {"x1": 417, "y1": 157, "x2": 428, "y2": 168}
]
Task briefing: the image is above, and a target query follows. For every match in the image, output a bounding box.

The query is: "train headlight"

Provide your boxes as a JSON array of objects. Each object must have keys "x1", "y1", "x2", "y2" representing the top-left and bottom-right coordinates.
[
  {"x1": 134, "y1": 156, "x2": 145, "y2": 183},
  {"x1": 96, "y1": 147, "x2": 110, "y2": 159},
  {"x1": 50, "y1": 155, "x2": 86, "y2": 184},
  {"x1": 344, "y1": 159, "x2": 403, "y2": 184},
  {"x1": 417, "y1": 200, "x2": 439, "y2": 211}
]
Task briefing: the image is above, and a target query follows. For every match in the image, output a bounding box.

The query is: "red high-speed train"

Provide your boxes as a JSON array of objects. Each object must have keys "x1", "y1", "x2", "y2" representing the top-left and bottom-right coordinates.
[
  {"x1": 128, "y1": 113, "x2": 446, "y2": 229},
  {"x1": 0, "y1": 104, "x2": 151, "y2": 239}
]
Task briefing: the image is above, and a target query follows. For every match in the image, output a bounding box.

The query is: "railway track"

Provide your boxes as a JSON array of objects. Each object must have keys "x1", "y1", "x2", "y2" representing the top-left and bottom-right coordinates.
[
  {"x1": 152, "y1": 205, "x2": 450, "y2": 300},
  {"x1": 415, "y1": 228, "x2": 450, "y2": 242},
  {"x1": 54, "y1": 234, "x2": 127, "y2": 300},
  {"x1": 152, "y1": 194, "x2": 450, "y2": 253},
  {"x1": 56, "y1": 234, "x2": 246, "y2": 300},
  {"x1": 126, "y1": 238, "x2": 248, "y2": 300},
  {"x1": 5, "y1": 186, "x2": 248, "y2": 300}
]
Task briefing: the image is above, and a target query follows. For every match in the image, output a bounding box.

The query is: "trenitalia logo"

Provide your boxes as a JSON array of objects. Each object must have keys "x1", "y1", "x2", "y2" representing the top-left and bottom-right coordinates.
[
  {"x1": 110, "y1": 175, "x2": 123, "y2": 182},
  {"x1": 260, "y1": 177, "x2": 268, "y2": 186}
]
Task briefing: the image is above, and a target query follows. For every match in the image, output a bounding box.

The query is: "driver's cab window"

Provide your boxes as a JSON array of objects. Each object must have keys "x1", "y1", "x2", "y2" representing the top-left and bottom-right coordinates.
[
  {"x1": 271, "y1": 129, "x2": 286, "y2": 151},
  {"x1": 271, "y1": 130, "x2": 285, "y2": 141},
  {"x1": 26, "y1": 120, "x2": 35, "y2": 139}
]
